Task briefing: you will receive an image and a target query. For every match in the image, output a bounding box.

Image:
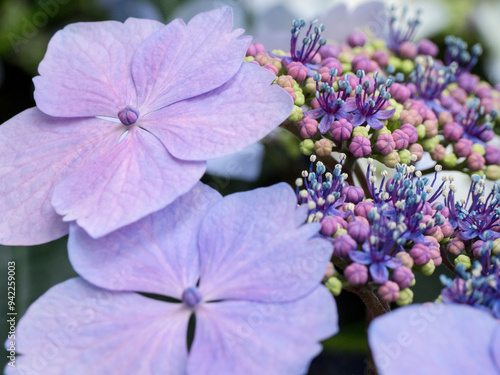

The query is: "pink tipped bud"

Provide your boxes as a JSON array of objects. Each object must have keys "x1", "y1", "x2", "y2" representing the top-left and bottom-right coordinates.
[
  {"x1": 392, "y1": 129, "x2": 409, "y2": 150},
  {"x1": 410, "y1": 243, "x2": 431, "y2": 265},
  {"x1": 286, "y1": 61, "x2": 308, "y2": 82},
  {"x1": 392, "y1": 266, "x2": 414, "y2": 289},
  {"x1": 378, "y1": 281, "x2": 400, "y2": 302},
  {"x1": 446, "y1": 239, "x2": 465, "y2": 255},
  {"x1": 347, "y1": 220, "x2": 370, "y2": 243},
  {"x1": 467, "y1": 152, "x2": 485, "y2": 171},
  {"x1": 333, "y1": 234, "x2": 358, "y2": 258},
  {"x1": 349, "y1": 135, "x2": 372, "y2": 158},
  {"x1": 345, "y1": 263, "x2": 369, "y2": 285},
  {"x1": 246, "y1": 42, "x2": 265, "y2": 57},
  {"x1": 376, "y1": 133, "x2": 396, "y2": 155},
  {"x1": 454, "y1": 138, "x2": 473, "y2": 157}
]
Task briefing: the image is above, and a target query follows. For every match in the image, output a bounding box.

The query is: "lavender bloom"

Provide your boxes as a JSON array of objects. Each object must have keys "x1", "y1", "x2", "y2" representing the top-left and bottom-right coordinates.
[
  {"x1": 8, "y1": 183, "x2": 337, "y2": 374},
  {"x1": 387, "y1": 5, "x2": 421, "y2": 53},
  {"x1": 342, "y1": 70, "x2": 395, "y2": 130},
  {"x1": 441, "y1": 252, "x2": 500, "y2": 318},
  {"x1": 0, "y1": 7, "x2": 294, "y2": 244},
  {"x1": 366, "y1": 160, "x2": 447, "y2": 245},
  {"x1": 444, "y1": 35, "x2": 483, "y2": 76},
  {"x1": 369, "y1": 304, "x2": 500, "y2": 375},
  {"x1": 409, "y1": 56, "x2": 456, "y2": 112},
  {"x1": 348, "y1": 211, "x2": 403, "y2": 284},
  {"x1": 457, "y1": 98, "x2": 498, "y2": 145},
  {"x1": 445, "y1": 174, "x2": 500, "y2": 241},
  {"x1": 296, "y1": 155, "x2": 348, "y2": 220},
  {"x1": 279, "y1": 18, "x2": 326, "y2": 74},
  {"x1": 304, "y1": 70, "x2": 353, "y2": 133}
]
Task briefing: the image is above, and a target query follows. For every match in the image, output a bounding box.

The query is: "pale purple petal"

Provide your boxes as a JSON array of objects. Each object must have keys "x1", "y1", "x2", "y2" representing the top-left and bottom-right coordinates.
[
  {"x1": 319, "y1": 114, "x2": 334, "y2": 134},
  {"x1": 304, "y1": 108, "x2": 325, "y2": 119},
  {"x1": 68, "y1": 183, "x2": 221, "y2": 297},
  {"x1": 197, "y1": 183, "x2": 332, "y2": 302},
  {"x1": 0, "y1": 108, "x2": 121, "y2": 245},
  {"x1": 385, "y1": 257, "x2": 404, "y2": 269},
  {"x1": 141, "y1": 63, "x2": 293, "y2": 160},
  {"x1": 51, "y1": 126, "x2": 206, "y2": 238},
  {"x1": 350, "y1": 113, "x2": 366, "y2": 127},
  {"x1": 349, "y1": 250, "x2": 371, "y2": 264},
  {"x1": 369, "y1": 304, "x2": 500, "y2": 375},
  {"x1": 376, "y1": 108, "x2": 396, "y2": 120},
  {"x1": 341, "y1": 100, "x2": 357, "y2": 112},
  {"x1": 34, "y1": 18, "x2": 164, "y2": 118},
  {"x1": 6, "y1": 278, "x2": 190, "y2": 375},
  {"x1": 491, "y1": 325, "x2": 500, "y2": 371},
  {"x1": 133, "y1": 7, "x2": 251, "y2": 114},
  {"x1": 187, "y1": 286, "x2": 338, "y2": 375},
  {"x1": 367, "y1": 116, "x2": 384, "y2": 130},
  {"x1": 370, "y1": 262, "x2": 389, "y2": 283}
]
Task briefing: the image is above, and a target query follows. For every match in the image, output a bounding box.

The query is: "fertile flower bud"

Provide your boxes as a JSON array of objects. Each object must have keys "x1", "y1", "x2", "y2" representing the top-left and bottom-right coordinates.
[
  {"x1": 344, "y1": 263, "x2": 368, "y2": 285},
  {"x1": 378, "y1": 281, "x2": 400, "y2": 302}
]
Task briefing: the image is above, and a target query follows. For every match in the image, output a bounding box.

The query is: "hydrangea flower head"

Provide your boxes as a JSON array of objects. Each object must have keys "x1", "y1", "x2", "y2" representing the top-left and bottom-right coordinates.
[
  {"x1": 0, "y1": 7, "x2": 293, "y2": 244},
  {"x1": 8, "y1": 183, "x2": 337, "y2": 374}
]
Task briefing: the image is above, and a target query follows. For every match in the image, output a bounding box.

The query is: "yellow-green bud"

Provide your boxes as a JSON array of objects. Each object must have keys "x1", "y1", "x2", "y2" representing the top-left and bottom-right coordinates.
[
  {"x1": 396, "y1": 288, "x2": 414, "y2": 306},
  {"x1": 338, "y1": 51, "x2": 353, "y2": 63},
  {"x1": 294, "y1": 92, "x2": 305, "y2": 106},
  {"x1": 398, "y1": 149, "x2": 411, "y2": 165},
  {"x1": 472, "y1": 144, "x2": 486, "y2": 155},
  {"x1": 299, "y1": 139, "x2": 315, "y2": 155},
  {"x1": 303, "y1": 77, "x2": 316, "y2": 94},
  {"x1": 293, "y1": 80, "x2": 300, "y2": 91},
  {"x1": 375, "y1": 127, "x2": 391, "y2": 136},
  {"x1": 352, "y1": 126, "x2": 369, "y2": 138},
  {"x1": 384, "y1": 151, "x2": 400, "y2": 168},
  {"x1": 486, "y1": 165, "x2": 500, "y2": 180},
  {"x1": 334, "y1": 228, "x2": 347, "y2": 238},
  {"x1": 325, "y1": 277, "x2": 342, "y2": 296},
  {"x1": 421, "y1": 135, "x2": 439, "y2": 152},
  {"x1": 443, "y1": 152, "x2": 458, "y2": 167},
  {"x1": 288, "y1": 105, "x2": 304, "y2": 122},
  {"x1": 341, "y1": 63, "x2": 352, "y2": 73},
  {"x1": 271, "y1": 49, "x2": 286, "y2": 56},
  {"x1": 492, "y1": 238, "x2": 500, "y2": 256},
  {"x1": 416, "y1": 259, "x2": 436, "y2": 276},
  {"x1": 416, "y1": 124, "x2": 426, "y2": 139},
  {"x1": 371, "y1": 38, "x2": 386, "y2": 50},
  {"x1": 244, "y1": 56, "x2": 255, "y2": 62},
  {"x1": 388, "y1": 56, "x2": 401, "y2": 70},
  {"x1": 454, "y1": 254, "x2": 472, "y2": 270},
  {"x1": 400, "y1": 59, "x2": 414, "y2": 75}
]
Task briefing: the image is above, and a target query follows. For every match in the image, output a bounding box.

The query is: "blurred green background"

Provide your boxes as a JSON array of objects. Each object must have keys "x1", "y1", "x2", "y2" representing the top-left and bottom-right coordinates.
[{"x1": 1, "y1": 0, "x2": 498, "y2": 373}]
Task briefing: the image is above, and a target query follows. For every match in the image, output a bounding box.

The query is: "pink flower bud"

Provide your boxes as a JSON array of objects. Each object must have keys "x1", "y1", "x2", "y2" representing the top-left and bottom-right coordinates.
[
  {"x1": 333, "y1": 234, "x2": 357, "y2": 257},
  {"x1": 343, "y1": 186, "x2": 364, "y2": 204},
  {"x1": 450, "y1": 87, "x2": 468, "y2": 104},
  {"x1": 331, "y1": 119, "x2": 353, "y2": 142},
  {"x1": 418, "y1": 39, "x2": 438, "y2": 56},
  {"x1": 438, "y1": 111, "x2": 454, "y2": 125},
  {"x1": 286, "y1": 61, "x2": 308, "y2": 82},
  {"x1": 392, "y1": 266, "x2": 414, "y2": 289},
  {"x1": 347, "y1": 31, "x2": 367, "y2": 47},
  {"x1": 409, "y1": 143, "x2": 424, "y2": 161},
  {"x1": 354, "y1": 201, "x2": 374, "y2": 217},
  {"x1": 283, "y1": 86, "x2": 296, "y2": 101},
  {"x1": 298, "y1": 118, "x2": 318, "y2": 138},
  {"x1": 423, "y1": 120, "x2": 438, "y2": 137},
  {"x1": 319, "y1": 45, "x2": 339, "y2": 59},
  {"x1": 467, "y1": 152, "x2": 485, "y2": 171},
  {"x1": 321, "y1": 57, "x2": 342, "y2": 74},
  {"x1": 347, "y1": 220, "x2": 370, "y2": 243},
  {"x1": 246, "y1": 42, "x2": 265, "y2": 57},
  {"x1": 485, "y1": 145, "x2": 500, "y2": 164},
  {"x1": 376, "y1": 133, "x2": 396, "y2": 155},
  {"x1": 345, "y1": 263, "x2": 369, "y2": 285},
  {"x1": 454, "y1": 138, "x2": 473, "y2": 157},
  {"x1": 440, "y1": 221, "x2": 454, "y2": 238},
  {"x1": 409, "y1": 243, "x2": 431, "y2": 265},
  {"x1": 446, "y1": 239, "x2": 464, "y2": 255},
  {"x1": 389, "y1": 83, "x2": 410, "y2": 103},
  {"x1": 378, "y1": 281, "x2": 400, "y2": 302},
  {"x1": 320, "y1": 217, "x2": 339, "y2": 236},
  {"x1": 277, "y1": 75, "x2": 295, "y2": 88},
  {"x1": 399, "y1": 41, "x2": 418, "y2": 59},
  {"x1": 349, "y1": 135, "x2": 372, "y2": 158},
  {"x1": 372, "y1": 50, "x2": 389, "y2": 67},
  {"x1": 400, "y1": 123, "x2": 418, "y2": 143},
  {"x1": 430, "y1": 144, "x2": 446, "y2": 161},
  {"x1": 443, "y1": 122, "x2": 463, "y2": 142},
  {"x1": 392, "y1": 129, "x2": 409, "y2": 150},
  {"x1": 472, "y1": 240, "x2": 488, "y2": 258}
]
